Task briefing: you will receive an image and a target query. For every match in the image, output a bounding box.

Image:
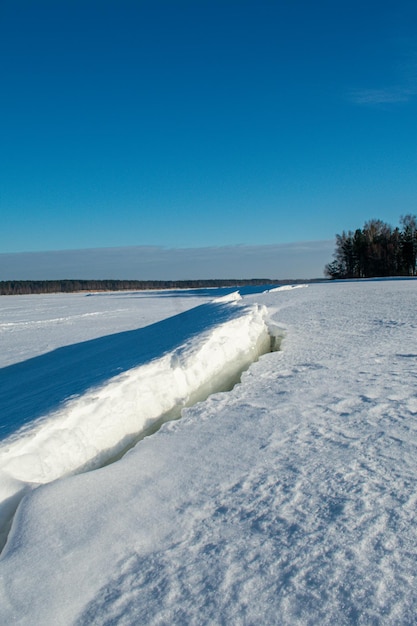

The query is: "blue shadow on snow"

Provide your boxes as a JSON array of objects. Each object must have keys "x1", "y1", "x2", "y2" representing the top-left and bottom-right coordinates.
[{"x1": 0, "y1": 301, "x2": 248, "y2": 440}]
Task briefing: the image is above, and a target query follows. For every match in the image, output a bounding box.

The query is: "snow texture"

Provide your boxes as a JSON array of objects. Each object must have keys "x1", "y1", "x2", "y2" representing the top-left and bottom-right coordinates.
[{"x1": 1, "y1": 280, "x2": 417, "y2": 625}]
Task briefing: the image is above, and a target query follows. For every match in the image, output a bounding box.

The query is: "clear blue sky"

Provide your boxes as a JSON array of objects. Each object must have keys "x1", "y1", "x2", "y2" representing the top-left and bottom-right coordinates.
[{"x1": 1, "y1": 0, "x2": 417, "y2": 278}]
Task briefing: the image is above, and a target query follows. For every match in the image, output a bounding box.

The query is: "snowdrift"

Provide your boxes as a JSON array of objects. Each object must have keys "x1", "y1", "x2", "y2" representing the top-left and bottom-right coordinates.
[{"x1": 0, "y1": 296, "x2": 275, "y2": 547}]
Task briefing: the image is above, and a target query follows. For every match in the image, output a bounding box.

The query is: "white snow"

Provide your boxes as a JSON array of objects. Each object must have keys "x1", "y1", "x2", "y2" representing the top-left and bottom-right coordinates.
[
  {"x1": 267, "y1": 283, "x2": 308, "y2": 292},
  {"x1": 1, "y1": 280, "x2": 417, "y2": 625}
]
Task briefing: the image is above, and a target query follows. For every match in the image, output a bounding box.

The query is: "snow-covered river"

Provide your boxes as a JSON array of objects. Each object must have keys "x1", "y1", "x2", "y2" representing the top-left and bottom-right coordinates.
[{"x1": 1, "y1": 280, "x2": 417, "y2": 625}]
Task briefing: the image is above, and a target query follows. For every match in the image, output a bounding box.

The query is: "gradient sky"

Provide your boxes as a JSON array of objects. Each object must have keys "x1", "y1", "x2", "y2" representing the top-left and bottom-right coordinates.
[{"x1": 1, "y1": 0, "x2": 417, "y2": 279}]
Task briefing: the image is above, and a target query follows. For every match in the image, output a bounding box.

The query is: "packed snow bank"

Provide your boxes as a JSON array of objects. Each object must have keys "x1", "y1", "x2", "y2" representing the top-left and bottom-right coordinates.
[
  {"x1": 267, "y1": 283, "x2": 308, "y2": 292},
  {"x1": 0, "y1": 299, "x2": 275, "y2": 548}
]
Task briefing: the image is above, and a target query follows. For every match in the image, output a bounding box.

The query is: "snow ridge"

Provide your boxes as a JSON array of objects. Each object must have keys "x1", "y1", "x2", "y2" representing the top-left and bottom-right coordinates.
[{"x1": 0, "y1": 299, "x2": 275, "y2": 549}]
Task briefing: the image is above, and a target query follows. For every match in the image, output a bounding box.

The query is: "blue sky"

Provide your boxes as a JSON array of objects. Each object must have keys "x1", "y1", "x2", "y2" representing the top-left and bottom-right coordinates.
[{"x1": 1, "y1": 0, "x2": 417, "y2": 279}]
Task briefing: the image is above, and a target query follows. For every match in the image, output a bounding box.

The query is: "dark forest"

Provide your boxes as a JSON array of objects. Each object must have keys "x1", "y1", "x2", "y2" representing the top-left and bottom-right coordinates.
[
  {"x1": 325, "y1": 215, "x2": 417, "y2": 279},
  {"x1": 0, "y1": 278, "x2": 278, "y2": 296}
]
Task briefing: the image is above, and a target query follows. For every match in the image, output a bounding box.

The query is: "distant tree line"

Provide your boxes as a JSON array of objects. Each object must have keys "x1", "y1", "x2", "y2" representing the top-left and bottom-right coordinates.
[
  {"x1": 325, "y1": 215, "x2": 417, "y2": 279},
  {"x1": 0, "y1": 278, "x2": 277, "y2": 296}
]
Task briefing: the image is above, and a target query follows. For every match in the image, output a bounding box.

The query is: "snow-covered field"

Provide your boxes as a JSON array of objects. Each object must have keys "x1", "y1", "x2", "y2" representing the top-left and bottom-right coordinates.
[{"x1": 1, "y1": 280, "x2": 417, "y2": 625}]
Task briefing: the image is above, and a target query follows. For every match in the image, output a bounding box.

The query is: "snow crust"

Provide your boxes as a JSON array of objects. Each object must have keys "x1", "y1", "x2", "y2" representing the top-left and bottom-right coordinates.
[{"x1": 1, "y1": 281, "x2": 417, "y2": 625}]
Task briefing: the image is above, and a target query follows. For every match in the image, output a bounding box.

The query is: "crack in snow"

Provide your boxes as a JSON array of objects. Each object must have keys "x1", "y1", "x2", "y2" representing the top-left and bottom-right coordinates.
[{"x1": 0, "y1": 303, "x2": 283, "y2": 552}]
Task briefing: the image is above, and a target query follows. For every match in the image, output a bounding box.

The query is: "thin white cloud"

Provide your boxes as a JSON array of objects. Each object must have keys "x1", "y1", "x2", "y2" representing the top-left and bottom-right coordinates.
[
  {"x1": 349, "y1": 86, "x2": 416, "y2": 105},
  {"x1": 349, "y1": 46, "x2": 417, "y2": 106},
  {"x1": 0, "y1": 241, "x2": 335, "y2": 282}
]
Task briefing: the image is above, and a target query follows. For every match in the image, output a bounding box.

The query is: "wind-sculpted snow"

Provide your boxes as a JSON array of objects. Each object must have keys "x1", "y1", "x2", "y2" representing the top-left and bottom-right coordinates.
[
  {"x1": 0, "y1": 294, "x2": 274, "y2": 548},
  {"x1": 1, "y1": 281, "x2": 417, "y2": 625}
]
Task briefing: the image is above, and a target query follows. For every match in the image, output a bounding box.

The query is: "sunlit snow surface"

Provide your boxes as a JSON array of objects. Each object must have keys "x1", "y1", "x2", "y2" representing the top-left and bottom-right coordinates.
[{"x1": 1, "y1": 281, "x2": 417, "y2": 625}]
